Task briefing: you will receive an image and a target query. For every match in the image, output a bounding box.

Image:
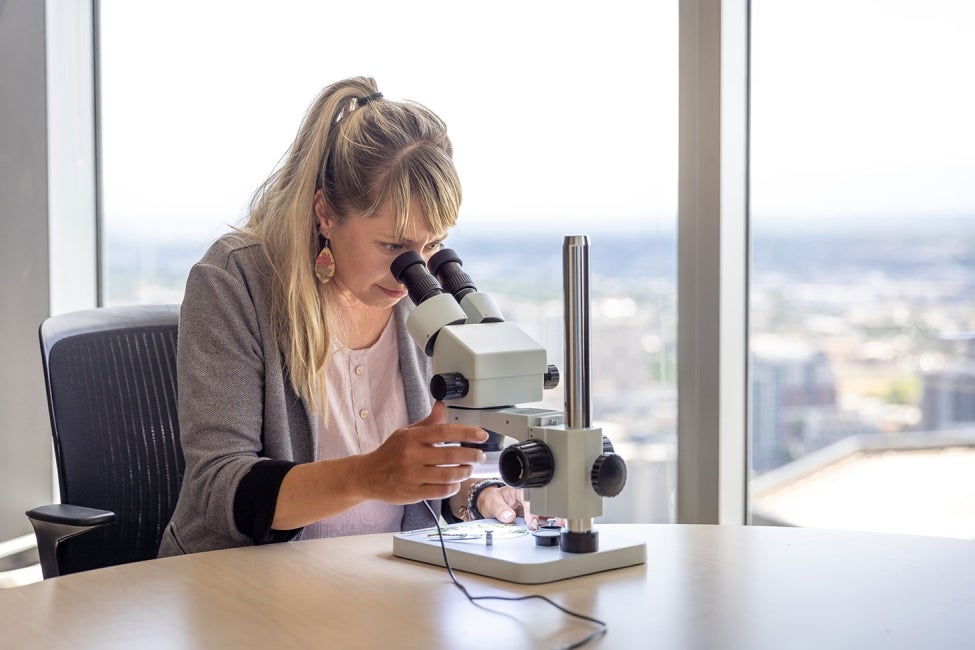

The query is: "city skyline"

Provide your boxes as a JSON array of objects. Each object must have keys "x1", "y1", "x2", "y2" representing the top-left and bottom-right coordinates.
[{"x1": 101, "y1": 215, "x2": 975, "y2": 531}]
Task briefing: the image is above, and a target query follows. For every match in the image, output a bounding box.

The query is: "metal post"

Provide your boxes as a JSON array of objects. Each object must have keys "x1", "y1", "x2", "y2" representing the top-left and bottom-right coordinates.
[{"x1": 562, "y1": 235, "x2": 591, "y2": 430}]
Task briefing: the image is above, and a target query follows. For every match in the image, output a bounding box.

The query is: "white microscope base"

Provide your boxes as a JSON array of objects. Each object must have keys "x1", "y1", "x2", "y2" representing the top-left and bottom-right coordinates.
[{"x1": 392, "y1": 521, "x2": 647, "y2": 584}]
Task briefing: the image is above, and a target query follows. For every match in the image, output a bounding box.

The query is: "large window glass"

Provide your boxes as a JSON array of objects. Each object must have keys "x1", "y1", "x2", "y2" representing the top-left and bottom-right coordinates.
[
  {"x1": 749, "y1": 0, "x2": 975, "y2": 538},
  {"x1": 98, "y1": 1, "x2": 678, "y2": 523}
]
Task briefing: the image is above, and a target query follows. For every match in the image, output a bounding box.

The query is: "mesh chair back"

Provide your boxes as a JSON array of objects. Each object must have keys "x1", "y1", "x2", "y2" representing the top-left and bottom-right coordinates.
[{"x1": 39, "y1": 305, "x2": 183, "y2": 574}]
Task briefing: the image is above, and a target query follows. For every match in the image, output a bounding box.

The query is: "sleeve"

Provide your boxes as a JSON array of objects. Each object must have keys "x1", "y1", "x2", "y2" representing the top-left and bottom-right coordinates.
[
  {"x1": 234, "y1": 460, "x2": 302, "y2": 543},
  {"x1": 176, "y1": 258, "x2": 298, "y2": 550}
]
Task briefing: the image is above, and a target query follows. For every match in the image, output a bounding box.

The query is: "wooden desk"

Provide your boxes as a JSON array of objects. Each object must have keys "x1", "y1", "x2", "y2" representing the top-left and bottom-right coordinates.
[{"x1": 1, "y1": 524, "x2": 972, "y2": 649}]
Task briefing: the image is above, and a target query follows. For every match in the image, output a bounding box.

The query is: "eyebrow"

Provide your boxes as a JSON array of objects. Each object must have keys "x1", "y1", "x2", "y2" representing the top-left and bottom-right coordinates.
[{"x1": 386, "y1": 233, "x2": 448, "y2": 246}]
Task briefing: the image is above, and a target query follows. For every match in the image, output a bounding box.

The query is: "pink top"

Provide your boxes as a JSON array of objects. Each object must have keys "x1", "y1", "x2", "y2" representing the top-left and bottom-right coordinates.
[{"x1": 302, "y1": 316, "x2": 408, "y2": 539}]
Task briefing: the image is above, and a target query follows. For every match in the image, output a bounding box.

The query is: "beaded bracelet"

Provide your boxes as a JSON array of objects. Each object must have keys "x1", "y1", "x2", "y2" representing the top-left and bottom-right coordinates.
[{"x1": 462, "y1": 478, "x2": 504, "y2": 521}]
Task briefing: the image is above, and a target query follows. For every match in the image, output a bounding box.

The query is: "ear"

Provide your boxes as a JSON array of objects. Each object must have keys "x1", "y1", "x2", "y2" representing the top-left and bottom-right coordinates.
[{"x1": 314, "y1": 190, "x2": 336, "y2": 234}]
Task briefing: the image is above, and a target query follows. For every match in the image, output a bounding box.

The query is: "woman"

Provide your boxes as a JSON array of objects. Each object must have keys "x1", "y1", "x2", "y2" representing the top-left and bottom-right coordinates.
[{"x1": 159, "y1": 76, "x2": 530, "y2": 556}]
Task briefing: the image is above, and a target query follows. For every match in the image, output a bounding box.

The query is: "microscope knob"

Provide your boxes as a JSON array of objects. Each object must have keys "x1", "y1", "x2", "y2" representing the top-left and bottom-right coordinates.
[
  {"x1": 591, "y1": 453, "x2": 627, "y2": 497},
  {"x1": 430, "y1": 373, "x2": 469, "y2": 400},
  {"x1": 543, "y1": 364, "x2": 560, "y2": 389},
  {"x1": 498, "y1": 439, "x2": 555, "y2": 488}
]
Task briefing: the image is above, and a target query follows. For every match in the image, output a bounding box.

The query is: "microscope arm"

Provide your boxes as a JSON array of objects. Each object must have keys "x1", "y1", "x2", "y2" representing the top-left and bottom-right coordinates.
[{"x1": 443, "y1": 405, "x2": 625, "y2": 530}]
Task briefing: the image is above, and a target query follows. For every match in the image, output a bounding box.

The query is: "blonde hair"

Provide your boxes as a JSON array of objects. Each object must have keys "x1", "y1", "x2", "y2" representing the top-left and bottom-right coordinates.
[{"x1": 241, "y1": 76, "x2": 461, "y2": 417}]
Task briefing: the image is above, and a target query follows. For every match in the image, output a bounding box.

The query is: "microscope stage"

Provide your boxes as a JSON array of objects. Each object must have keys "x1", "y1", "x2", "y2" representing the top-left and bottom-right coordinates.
[{"x1": 392, "y1": 519, "x2": 647, "y2": 584}]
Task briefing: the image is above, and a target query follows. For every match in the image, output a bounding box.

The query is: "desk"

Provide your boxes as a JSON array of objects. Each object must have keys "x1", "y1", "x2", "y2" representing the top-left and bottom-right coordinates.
[{"x1": 1, "y1": 524, "x2": 972, "y2": 649}]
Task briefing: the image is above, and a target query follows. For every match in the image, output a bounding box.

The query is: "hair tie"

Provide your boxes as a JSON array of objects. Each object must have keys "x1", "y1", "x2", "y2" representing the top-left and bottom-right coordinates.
[{"x1": 359, "y1": 92, "x2": 383, "y2": 106}]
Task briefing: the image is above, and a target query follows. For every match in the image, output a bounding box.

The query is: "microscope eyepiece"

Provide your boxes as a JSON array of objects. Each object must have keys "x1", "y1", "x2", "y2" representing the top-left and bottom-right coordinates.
[
  {"x1": 428, "y1": 248, "x2": 477, "y2": 302},
  {"x1": 390, "y1": 251, "x2": 443, "y2": 306}
]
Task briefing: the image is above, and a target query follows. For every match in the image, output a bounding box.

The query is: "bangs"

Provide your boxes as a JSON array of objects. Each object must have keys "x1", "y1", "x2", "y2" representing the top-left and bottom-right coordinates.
[{"x1": 383, "y1": 146, "x2": 461, "y2": 238}]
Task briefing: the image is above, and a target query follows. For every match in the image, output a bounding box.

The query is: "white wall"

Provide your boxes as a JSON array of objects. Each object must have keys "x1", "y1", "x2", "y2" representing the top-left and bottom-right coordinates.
[{"x1": 0, "y1": 0, "x2": 55, "y2": 542}]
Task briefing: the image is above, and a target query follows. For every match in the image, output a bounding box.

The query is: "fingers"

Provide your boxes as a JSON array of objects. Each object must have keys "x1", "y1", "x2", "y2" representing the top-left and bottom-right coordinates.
[
  {"x1": 364, "y1": 402, "x2": 488, "y2": 504},
  {"x1": 414, "y1": 444, "x2": 487, "y2": 468},
  {"x1": 416, "y1": 400, "x2": 447, "y2": 425},
  {"x1": 471, "y1": 486, "x2": 565, "y2": 530},
  {"x1": 408, "y1": 401, "x2": 488, "y2": 447},
  {"x1": 478, "y1": 485, "x2": 520, "y2": 524}
]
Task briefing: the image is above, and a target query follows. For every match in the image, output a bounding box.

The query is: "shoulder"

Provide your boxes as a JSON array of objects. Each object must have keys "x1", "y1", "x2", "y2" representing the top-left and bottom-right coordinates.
[
  {"x1": 182, "y1": 232, "x2": 274, "y2": 323},
  {"x1": 197, "y1": 232, "x2": 268, "y2": 275}
]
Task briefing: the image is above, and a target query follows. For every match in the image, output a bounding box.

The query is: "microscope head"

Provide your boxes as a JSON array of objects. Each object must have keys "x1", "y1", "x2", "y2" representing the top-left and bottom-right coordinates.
[{"x1": 392, "y1": 249, "x2": 554, "y2": 409}]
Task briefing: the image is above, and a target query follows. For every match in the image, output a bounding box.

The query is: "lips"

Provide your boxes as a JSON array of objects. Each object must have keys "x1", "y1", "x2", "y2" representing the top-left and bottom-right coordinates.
[{"x1": 381, "y1": 286, "x2": 408, "y2": 299}]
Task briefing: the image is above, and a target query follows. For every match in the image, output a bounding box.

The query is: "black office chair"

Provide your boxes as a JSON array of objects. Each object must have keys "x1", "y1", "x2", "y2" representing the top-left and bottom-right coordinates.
[{"x1": 26, "y1": 304, "x2": 184, "y2": 578}]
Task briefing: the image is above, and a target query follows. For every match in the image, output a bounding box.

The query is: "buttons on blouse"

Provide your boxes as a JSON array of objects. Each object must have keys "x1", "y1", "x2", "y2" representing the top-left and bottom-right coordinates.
[
  {"x1": 359, "y1": 409, "x2": 369, "y2": 419},
  {"x1": 355, "y1": 365, "x2": 364, "y2": 375}
]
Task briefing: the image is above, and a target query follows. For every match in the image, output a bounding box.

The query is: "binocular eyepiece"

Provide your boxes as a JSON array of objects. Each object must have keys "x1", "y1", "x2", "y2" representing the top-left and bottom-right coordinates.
[
  {"x1": 390, "y1": 248, "x2": 478, "y2": 306},
  {"x1": 390, "y1": 251, "x2": 443, "y2": 306}
]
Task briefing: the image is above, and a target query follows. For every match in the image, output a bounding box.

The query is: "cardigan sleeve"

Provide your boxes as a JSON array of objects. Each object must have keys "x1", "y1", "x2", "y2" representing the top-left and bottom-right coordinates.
[
  {"x1": 159, "y1": 235, "x2": 320, "y2": 558},
  {"x1": 234, "y1": 459, "x2": 302, "y2": 543}
]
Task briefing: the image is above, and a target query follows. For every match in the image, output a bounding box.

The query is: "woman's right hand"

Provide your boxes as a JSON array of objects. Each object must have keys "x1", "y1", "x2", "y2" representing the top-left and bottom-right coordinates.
[{"x1": 360, "y1": 401, "x2": 488, "y2": 504}]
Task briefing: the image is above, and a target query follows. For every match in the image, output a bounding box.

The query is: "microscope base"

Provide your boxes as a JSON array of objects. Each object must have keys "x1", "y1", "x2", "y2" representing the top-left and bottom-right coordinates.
[{"x1": 392, "y1": 520, "x2": 647, "y2": 584}]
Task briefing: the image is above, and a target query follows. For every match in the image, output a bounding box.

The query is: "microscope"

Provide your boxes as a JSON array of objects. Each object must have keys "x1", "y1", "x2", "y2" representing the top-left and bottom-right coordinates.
[{"x1": 391, "y1": 235, "x2": 647, "y2": 584}]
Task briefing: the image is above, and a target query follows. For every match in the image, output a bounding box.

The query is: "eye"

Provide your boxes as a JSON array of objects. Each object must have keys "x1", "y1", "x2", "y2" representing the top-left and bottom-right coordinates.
[
  {"x1": 382, "y1": 243, "x2": 404, "y2": 254},
  {"x1": 425, "y1": 240, "x2": 446, "y2": 252}
]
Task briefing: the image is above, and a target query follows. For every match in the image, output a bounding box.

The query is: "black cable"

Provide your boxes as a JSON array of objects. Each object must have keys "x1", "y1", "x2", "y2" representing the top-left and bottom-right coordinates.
[{"x1": 422, "y1": 500, "x2": 608, "y2": 649}]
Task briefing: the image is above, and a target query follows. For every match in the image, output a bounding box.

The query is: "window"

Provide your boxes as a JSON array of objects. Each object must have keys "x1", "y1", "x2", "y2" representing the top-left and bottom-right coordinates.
[
  {"x1": 98, "y1": 1, "x2": 679, "y2": 523},
  {"x1": 749, "y1": 0, "x2": 975, "y2": 538}
]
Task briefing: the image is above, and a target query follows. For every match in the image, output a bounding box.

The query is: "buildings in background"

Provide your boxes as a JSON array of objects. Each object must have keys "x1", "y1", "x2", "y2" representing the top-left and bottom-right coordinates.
[
  {"x1": 107, "y1": 227, "x2": 975, "y2": 526},
  {"x1": 921, "y1": 334, "x2": 975, "y2": 431}
]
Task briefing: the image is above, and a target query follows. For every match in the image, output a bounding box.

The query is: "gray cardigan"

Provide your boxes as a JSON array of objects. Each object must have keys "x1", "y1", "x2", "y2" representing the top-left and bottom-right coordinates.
[{"x1": 158, "y1": 233, "x2": 435, "y2": 557}]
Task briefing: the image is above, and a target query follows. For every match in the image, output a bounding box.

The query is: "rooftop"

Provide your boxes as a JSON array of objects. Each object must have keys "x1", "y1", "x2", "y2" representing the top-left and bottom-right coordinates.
[{"x1": 752, "y1": 430, "x2": 975, "y2": 540}]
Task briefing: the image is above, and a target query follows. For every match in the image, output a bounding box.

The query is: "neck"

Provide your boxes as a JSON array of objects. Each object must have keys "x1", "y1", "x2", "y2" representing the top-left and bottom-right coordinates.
[{"x1": 331, "y1": 295, "x2": 393, "y2": 350}]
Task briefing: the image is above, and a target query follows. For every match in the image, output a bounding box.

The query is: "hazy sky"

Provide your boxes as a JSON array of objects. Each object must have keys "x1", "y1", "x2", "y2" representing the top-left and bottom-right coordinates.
[
  {"x1": 98, "y1": 1, "x2": 973, "y2": 242},
  {"x1": 750, "y1": 0, "x2": 975, "y2": 226}
]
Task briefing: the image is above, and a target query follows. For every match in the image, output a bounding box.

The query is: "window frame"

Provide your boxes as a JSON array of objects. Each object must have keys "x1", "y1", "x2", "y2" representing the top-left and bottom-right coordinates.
[{"x1": 56, "y1": 0, "x2": 753, "y2": 525}]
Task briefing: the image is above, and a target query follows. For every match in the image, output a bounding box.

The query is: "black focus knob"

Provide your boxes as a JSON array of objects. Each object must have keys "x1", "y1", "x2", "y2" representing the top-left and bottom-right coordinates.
[
  {"x1": 499, "y1": 439, "x2": 554, "y2": 489},
  {"x1": 430, "y1": 373, "x2": 469, "y2": 400},
  {"x1": 591, "y1": 453, "x2": 627, "y2": 497},
  {"x1": 543, "y1": 364, "x2": 560, "y2": 389}
]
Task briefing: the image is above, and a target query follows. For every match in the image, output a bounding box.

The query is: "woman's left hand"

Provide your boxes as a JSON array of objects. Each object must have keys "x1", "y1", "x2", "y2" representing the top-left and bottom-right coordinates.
[{"x1": 476, "y1": 485, "x2": 562, "y2": 530}]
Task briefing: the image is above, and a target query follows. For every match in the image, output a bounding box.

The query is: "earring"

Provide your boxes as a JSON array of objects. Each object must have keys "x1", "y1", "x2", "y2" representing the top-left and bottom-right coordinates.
[{"x1": 315, "y1": 239, "x2": 335, "y2": 284}]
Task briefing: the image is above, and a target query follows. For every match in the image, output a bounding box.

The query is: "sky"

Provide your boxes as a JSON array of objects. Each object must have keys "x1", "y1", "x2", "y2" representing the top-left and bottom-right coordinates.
[{"x1": 97, "y1": 1, "x2": 974, "y2": 243}]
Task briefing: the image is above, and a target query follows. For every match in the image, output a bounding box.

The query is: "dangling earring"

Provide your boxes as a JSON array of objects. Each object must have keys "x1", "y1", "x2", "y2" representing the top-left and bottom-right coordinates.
[{"x1": 315, "y1": 238, "x2": 335, "y2": 284}]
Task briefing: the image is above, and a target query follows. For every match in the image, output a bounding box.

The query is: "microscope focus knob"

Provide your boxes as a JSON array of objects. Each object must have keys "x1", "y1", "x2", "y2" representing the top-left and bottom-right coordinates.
[
  {"x1": 498, "y1": 439, "x2": 555, "y2": 488},
  {"x1": 430, "y1": 373, "x2": 469, "y2": 400},
  {"x1": 591, "y1": 453, "x2": 627, "y2": 497},
  {"x1": 543, "y1": 364, "x2": 560, "y2": 389}
]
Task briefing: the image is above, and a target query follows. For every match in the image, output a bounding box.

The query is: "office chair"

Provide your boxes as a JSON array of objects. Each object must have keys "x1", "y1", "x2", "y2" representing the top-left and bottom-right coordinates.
[{"x1": 26, "y1": 304, "x2": 184, "y2": 578}]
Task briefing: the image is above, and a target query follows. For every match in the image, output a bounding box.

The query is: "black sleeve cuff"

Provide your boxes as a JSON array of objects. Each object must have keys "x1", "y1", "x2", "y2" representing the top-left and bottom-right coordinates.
[
  {"x1": 233, "y1": 459, "x2": 302, "y2": 544},
  {"x1": 440, "y1": 497, "x2": 461, "y2": 524}
]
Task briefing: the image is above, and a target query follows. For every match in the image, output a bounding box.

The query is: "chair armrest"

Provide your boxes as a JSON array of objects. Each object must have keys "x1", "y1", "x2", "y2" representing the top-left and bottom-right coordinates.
[
  {"x1": 27, "y1": 503, "x2": 116, "y2": 528},
  {"x1": 27, "y1": 504, "x2": 116, "y2": 527},
  {"x1": 26, "y1": 504, "x2": 117, "y2": 579}
]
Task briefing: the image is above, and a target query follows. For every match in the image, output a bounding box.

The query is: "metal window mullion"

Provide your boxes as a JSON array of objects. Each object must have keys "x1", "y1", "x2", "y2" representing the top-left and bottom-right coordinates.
[{"x1": 677, "y1": 0, "x2": 749, "y2": 525}]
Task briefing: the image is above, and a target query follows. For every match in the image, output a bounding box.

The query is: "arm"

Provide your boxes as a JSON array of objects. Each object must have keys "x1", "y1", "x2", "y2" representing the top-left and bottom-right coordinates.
[
  {"x1": 272, "y1": 401, "x2": 489, "y2": 530},
  {"x1": 176, "y1": 251, "x2": 293, "y2": 550}
]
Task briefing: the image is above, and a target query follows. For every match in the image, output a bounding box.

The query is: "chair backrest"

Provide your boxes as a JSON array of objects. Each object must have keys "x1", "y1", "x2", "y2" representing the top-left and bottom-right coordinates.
[{"x1": 39, "y1": 304, "x2": 183, "y2": 574}]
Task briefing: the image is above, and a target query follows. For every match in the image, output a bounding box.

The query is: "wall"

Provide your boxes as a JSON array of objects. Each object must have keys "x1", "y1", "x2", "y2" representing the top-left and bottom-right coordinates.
[{"x1": 0, "y1": 0, "x2": 55, "y2": 543}]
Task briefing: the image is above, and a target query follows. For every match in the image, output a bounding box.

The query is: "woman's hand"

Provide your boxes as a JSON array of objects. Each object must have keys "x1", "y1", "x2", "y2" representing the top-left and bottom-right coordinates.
[
  {"x1": 359, "y1": 401, "x2": 488, "y2": 504},
  {"x1": 475, "y1": 485, "x2": 563, "y2": 531},
  {"x1": 273, "y1": 402, "x2": 486, "y2": 530}
]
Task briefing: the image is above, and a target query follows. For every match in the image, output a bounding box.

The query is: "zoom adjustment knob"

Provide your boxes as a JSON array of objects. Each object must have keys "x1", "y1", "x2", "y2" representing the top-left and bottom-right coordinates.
[
  {"x1": 543, "y1": 364, "x2": 560, "y2": 389},
  {"x1": 591, "y1": 453, "x2": 627, "y2": 497},
  {"x1": 499, "y1": 439, "x2": 554, "y2": 489},
  {"x1": 430, "y1": 373, "x2": 469, "y2": 400}
]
